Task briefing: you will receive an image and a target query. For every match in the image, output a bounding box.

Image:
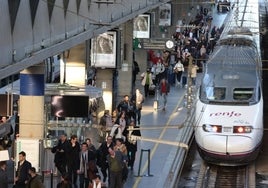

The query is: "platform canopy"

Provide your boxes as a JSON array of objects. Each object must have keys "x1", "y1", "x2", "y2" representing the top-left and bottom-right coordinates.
[
  {"x1": 45, "y1": 83, "x2": 103, "y2": 98},
  {"x1": 0, "y1": 81, "x2": 103, "y2": 99}
]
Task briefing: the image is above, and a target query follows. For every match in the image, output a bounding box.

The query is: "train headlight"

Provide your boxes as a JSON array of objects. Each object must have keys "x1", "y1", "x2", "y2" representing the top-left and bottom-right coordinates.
[
  {"x1": 202, "y1": 124, "x2": 222, "y2": 133},
  {"x1": 233, "y1": 126, "x2": 253, "y2": 133}
]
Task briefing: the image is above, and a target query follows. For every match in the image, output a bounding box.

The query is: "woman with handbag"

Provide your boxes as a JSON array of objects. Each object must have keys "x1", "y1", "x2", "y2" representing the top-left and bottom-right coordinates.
[
  {"x1": 131, "y1": 89, "x2": 144, "y2": 125},
  {"x1": 140, "y1": 68, "x2": 153, "y2": 97},
  {"x1": 173, "y1": 60, "x2": 184, "y2": 87}
]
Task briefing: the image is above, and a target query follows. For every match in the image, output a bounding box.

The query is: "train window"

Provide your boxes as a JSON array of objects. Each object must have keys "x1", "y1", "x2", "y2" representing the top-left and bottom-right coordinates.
[
  {"x1": 233, "y1": 88, "x2": 253, "y2": 100},
  {"x1": 0, "y1": 78, "x2": 7, "y2": 87},
  {"x1": 206, "y1": 87, "x2": 226, "y2": 100}
]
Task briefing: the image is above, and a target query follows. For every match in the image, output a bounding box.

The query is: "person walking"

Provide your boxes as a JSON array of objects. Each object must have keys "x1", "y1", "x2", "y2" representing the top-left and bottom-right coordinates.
[
  {"x1": 107, "y1": 148, "x2": 125, "y2": 188},
  {"x1": 117, "y1": 95, "x2": 135, "y2": 124},
  {"x1": 15, "y1": 151, "x2": 32, "y2": 188},
  {"x1": 154, "y1": 59, "x2": 165, "y2": 85},
  {"x1": 66, "y1": 135, "x2": 80, "y2": 188},
  {"x1": 85, "y1": 138, "x2": 97, "y2": 158},
  {"x1": 51, "y1": 133, "x2": 68, "y2": 176},
  {"x1": 99, "y1": 110, "x2": 113, "y2": 139},
  {"x1": 77, "y1": 142, "x2": 91, "y2": 188},
  {"x1": 0, "y1": 161, "x2": 8, "y2": 188},
  {"x1": 173, "y1": 59, "x2": 184, "y2": 87},
  {"x1": 199, "y1": 44, "x2": 207, "y2": 64},
  {"x1": 96, "y1": 136, "x2": 114, "y2": 184},
  {"x1": 190, "y1": 62, "x2": 199, "y2": 85},
  {"x1": 57, "y1": 174, "x2": 72, "y2": 188},
  {"x1": 141, "y1": 68, "x2": 153, "y2": 97},
  {"x1": 113, "y1": 138, "x2": 128, "y2": 183},
  {"x1": 111, "y1": 112, "x2": 127, "y2": 141},
  {"x1": 27, "y1": 167, "x2": 44, "y2": 188},
  {"x1": 125, "y1": 120, "x2": 141, "y2": 170},
  {"x1": 113, "y1": 138, "x2": 128, "y2": 157},
  {"x1": 131, "y1": 89, "x2": 144, "y2": 125},
  {"x1": 78, "y1": 141, "x2": 98, "y2": 188},
  {"x1": 159, "y1": 78, "x2": 170, "y2": 111}
]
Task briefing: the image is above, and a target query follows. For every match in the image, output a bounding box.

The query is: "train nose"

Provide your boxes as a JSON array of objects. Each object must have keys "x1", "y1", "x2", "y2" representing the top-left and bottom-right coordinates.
[
  {"x1": 203, "y1": 135, "x2": 254, "y2": 154},
  {"x1": 226, "y1": 136, "x2": 253, "y2": 154}
]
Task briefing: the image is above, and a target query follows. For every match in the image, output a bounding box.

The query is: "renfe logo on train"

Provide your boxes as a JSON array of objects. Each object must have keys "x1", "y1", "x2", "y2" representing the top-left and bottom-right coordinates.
[{"x1": 210, "y1": 111, "x2": 242, "y2": 117}]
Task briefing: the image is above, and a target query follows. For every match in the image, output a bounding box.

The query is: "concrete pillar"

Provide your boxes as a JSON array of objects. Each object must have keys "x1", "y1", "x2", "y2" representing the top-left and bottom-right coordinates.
[
  {"x1": 65, "y1": 43, "x2": 86, "y2": 86},
  {"x1": 117, "y1": 21, "x2": 134, "y2": 101},
  {"x1": 19, "y1": 64, "x2": 45, "y2": 139},
  {"x1": 96, "y1": 69, "x2": 113, "y2": 114},
  {"x1": 134, "y1": 49, "x2": 148, "y2": 74}
]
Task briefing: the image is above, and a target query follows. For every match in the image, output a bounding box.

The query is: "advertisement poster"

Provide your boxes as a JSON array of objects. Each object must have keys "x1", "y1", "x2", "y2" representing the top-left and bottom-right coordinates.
[
  {"x1": 91, "y1": 31, "x2": 117, "y2": 68},
  {"x1": 159, "y1": 3, "x2": 171, "y2": 26},
  {"x1": 133, "y1": 14, "x2": 150, "y2": 38}
]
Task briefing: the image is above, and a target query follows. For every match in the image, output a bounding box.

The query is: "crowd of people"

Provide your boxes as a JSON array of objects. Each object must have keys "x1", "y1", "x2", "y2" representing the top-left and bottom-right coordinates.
[
  {"x1": 142, "y1": 4, "x2": 223, "y2": 94},
  {"x1": 49, "y1": 94, "x2": 143, "y2": 188},
  {"x1": 88, "y1": 86, "x2": 146, "y2": 188},
  {"x1": 51, "y1": 135, "x2": 104, "y2": 188},
  {"x1": 49, "y1": 132, "x2": 140, "y2": 188},
  {"x1": 136, "y1": 7, "x2": 219, "y2": 111}
]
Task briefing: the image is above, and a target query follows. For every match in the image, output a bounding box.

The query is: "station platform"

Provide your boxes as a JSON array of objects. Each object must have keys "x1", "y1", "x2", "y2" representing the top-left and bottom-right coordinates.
[
  {"x1": 123, "y1": 81, "x2": 193, "y2": 188},
  {"x1": 123, "y1": 4, "x2": 229, "y2": 188}
]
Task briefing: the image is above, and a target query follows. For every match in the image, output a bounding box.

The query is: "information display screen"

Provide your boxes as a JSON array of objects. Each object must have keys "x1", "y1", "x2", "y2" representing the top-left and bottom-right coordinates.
[{"x1": 51, "y1": 95, "x2": 89, "y2": 117}]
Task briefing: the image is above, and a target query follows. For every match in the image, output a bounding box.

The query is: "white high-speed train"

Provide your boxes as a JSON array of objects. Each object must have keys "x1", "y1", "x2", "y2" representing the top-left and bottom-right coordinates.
[{"x1": 195, "y1": 0, "x2": 263, "y2": 165}]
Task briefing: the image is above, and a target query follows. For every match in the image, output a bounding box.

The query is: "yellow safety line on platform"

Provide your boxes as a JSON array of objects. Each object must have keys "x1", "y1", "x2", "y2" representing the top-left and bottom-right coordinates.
[{"x1": 133, "y1": 94, "x2": 185, "y2": 188}]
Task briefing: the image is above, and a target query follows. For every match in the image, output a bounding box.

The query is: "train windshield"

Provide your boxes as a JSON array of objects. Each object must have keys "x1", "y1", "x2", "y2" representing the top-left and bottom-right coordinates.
[
  {"x1": 205, "y1": 87, "x2": 226, "y2": 100},
  {"x1": 200, "y1": 86, "x2": 259, "y2": 104},
  {"x1": 233, "y1": 88, "x2": 254, "y2": 101}
]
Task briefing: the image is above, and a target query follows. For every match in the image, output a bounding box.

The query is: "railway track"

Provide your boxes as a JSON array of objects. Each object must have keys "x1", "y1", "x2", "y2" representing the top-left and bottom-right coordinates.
[{"x1": 196, "y1": 162, "x2": 256, "y2": 188}]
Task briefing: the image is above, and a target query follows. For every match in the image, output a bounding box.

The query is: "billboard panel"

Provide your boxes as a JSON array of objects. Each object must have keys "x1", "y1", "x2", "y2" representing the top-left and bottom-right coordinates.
[
  {"x1": 159, "y1": 3, "x2": 171, "y2": 26},
  {"x1": 91, "y1": 31, "x2": 117, "y2": 68},
  {"x1": 133, "y1": 14, "x2": 150, "y2": 39}
]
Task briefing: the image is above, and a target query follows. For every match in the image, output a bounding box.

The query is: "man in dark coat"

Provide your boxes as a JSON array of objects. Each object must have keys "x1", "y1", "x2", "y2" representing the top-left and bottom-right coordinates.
[
  {"x1": 125, "y1": 120, "x2": 141, "y2": 170},
  {"x1": 117, "y1": 95, "x2": 135, "y2": 124},
  {"x1": 15, "y1": 151, "x2": 32, "y2": 188},
  {"x1": 77, "y1": 142, "x2": 98, "y2": 188},
  {"x1": 66, "y1": 135, "x2": 80, "y2": 188},
  {"x1": 51, "y1": 133, "x2": 68, "y2": 175},
  {"x1": 96, "y1": 136, "x2": 114, "y2": 183},
  {"x1": 27, "y1": 167, "x2": 44, "y2": 188},
  {"x1": 0, "y1": 161, "x2": 8, "y2": 188}
]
